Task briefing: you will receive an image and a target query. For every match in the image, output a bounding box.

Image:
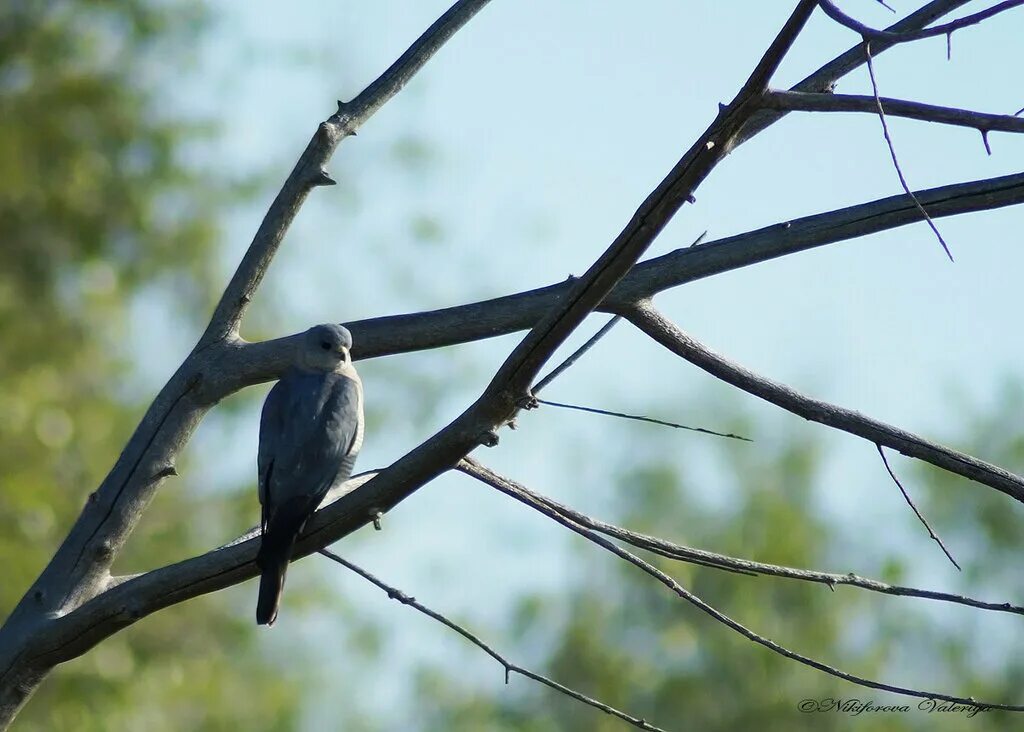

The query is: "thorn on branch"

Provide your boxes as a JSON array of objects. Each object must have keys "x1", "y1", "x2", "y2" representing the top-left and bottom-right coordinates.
[
  {"x1": 313, "y1": 168, "x2": 337, "y2": 187},
  {"x1": 946, "y1": 31, "x2": 952, "y2": 61},
  {"x1": 95, "y1": 539, "x2": 114, "y2": 560},
  {"x1": 151, "y1": 464, "x2": 178, "y2": 482},
  {"x1": 518, "y1": 394, "x2": 539, "y2": 411},
  {"x1": 685, "y1": 194, "x2": 696, "y2": 204},
  {"x1": 981, "y1": 129, "x2": 992, "y2": 155},
  {"x1": 371, "y1": 510, "x2": 384, "y2": 531},
  {"x1": 689, "y1": 230, "x2": 709, "y2": 247}
]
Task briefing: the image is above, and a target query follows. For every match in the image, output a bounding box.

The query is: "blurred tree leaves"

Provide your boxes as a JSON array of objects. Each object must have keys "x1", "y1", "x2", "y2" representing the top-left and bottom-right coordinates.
[{"x1": 0, "y1": 2, "x2": 305, "y2": 729}]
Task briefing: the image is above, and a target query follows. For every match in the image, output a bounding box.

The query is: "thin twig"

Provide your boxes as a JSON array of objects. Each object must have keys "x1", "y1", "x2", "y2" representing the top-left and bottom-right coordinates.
[
  {"x1": 625, "y1": 304, "x2": 1024, "y2": 505},
  {"x1": 876, "y1": 445, "x2": 961, "y2": 571},
  {"x1": 317, "y1": 549, "x2": 668, "y2": 732},
  {"x1": 457, "y1": 460, "x2": 1024, "y2": 616},
  {"x1": 460, "y1": 460, "x2": 1024, "y2": 712},
  {"x1": 533, "y1": 316, "x2": 621, "y2": 394},
  {"x1": 534, "y1": 398, "x2": 751, "y2": 442},
  {"x1": 864, "y1": 41, "x2": 952, "y2": 260}
]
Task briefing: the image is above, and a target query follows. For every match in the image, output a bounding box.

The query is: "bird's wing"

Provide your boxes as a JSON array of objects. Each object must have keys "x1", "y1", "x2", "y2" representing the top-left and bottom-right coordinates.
[
  {"x1": 257, "y1": 377, "x2": 289, "y2": 529},
  {"x1": 263, "y1": 372, "x2": 363, "y2": 519}
]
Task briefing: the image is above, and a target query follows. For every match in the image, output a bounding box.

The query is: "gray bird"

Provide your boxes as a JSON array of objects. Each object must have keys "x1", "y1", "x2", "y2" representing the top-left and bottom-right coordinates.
[{"x1": 256, "y1": 323, "x2": 364, "y2": 626}]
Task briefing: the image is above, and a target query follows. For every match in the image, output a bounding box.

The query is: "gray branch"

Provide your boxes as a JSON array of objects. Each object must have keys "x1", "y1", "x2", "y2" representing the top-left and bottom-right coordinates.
[
  {"x1": 453, "y1": 460, "x2": 1021, "y2": 617},
  {"x1": 460, "y1": 459, "x2": 1024, "y2": 712},
  {"x1": 0, "y1": 1, "x2": 494, "y2": 723},
  {"x1": 318, "y1": 549, "x2": 669, "y2": 732},
  {"x1": 625, "y1": 303, "x2": 1024, "y2": 504},
  {"x1": 816, "y1": 0, "x2": 1024, "y2": 44},
  {"x1": 764, "y1": 90, "x2": 1024, "y2": 134},
  {"x1": 2, "y1": 1, "x2": 1016, "y2": 725}
]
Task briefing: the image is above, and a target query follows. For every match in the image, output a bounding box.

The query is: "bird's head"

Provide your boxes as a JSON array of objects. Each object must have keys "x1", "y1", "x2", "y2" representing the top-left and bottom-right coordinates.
[{"x1": 298, "y1": 323, "x2": 353, "y2": 373}]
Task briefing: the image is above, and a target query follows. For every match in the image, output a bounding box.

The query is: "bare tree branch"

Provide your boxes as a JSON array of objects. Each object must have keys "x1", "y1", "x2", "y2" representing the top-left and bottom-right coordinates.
[
  {"x1": 876, "y1": 445, "x2": 961, "y2": 571},
  {"x1": 0, "y1": 1, "x2": 494, "y2": 722},
  {"x1": 736, "y1": 0, "x2": 975, "y2": 144},
  {"x1": 763, "y1": 90, "x2": 1024, "y2": 134},
  {"x1": 816, "y1": 0, "x2": 1024, "y2": 44},
  {"x1": 531, "y1": 398, "x2": 751, "y2": 442},
  {"x1": 317, "y1": 549, "x2": 670, "y2": 732},
  {"x1": 201, "y1": 0, "x2": 495, "y2": 346},
  {"x1": 864, "y1": 41, "x2": 953, "y2": 260},
  {"x1": 0, "y1": 8, "x2": 822, "y2": 706},
  {"x1": 625, "y1": 303, "x2": 1024, "y2": 504},
  {"x1": 459, "y1": 459, "x2": 1024, "y2": 712},
  {"x1": 533, "y1": 316, "x2": 621, "y2": 394},
  {"x1": 4, "y1": 1, "x2": 1018, "y2": 725},
  {"x1": 330, "y1": 171, "x2": 1024, "y2": 363},
  {"x1": 456, "y1": 458, "x2": 1022, "y2": 616}
]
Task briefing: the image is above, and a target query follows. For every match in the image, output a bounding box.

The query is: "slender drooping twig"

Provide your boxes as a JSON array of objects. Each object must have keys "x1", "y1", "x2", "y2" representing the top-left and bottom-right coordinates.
[
  {"x1": 533, "y1": 316, "x2": 622, "y2": 394},
  {"x1": 864, "y1": 41, "x2": 952, "y2": 260},
  {"x1": 317, "y1": 549, "x2": 668, "y2": 732},
  {"x1": 460, "y1": 460, "x2": 1024, "y2": 712},
  {"x1": 533, "y1": 398, "x2": 751, "y2": 442},
  {"x1": 876, "y1": 444, "x2": 961, "y2": 571}
]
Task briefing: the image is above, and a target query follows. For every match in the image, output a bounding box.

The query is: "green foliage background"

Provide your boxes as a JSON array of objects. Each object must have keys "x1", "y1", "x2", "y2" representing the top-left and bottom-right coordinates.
[
  {"x1": 0, "y1": 2, "x2": 305, "y2": 729},
  {"x1": 2, "y1": 2, "x2": 1023, "y2": 731}
]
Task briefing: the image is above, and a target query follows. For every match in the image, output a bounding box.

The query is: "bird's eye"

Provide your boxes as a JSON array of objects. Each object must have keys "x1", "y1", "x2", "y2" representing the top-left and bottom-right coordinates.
[{"x1": 320, "y1": 341, "x2": 331, "y2": 351}]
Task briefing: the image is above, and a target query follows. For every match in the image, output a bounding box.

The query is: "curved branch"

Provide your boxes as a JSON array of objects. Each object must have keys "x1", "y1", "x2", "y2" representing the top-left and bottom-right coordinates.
[
  {"x1": 332, "y1": 172, "x2": 1024, "y2": 362},
  {"x1": 625, "y1": 303, "x2": 1024, "y2": 504},
  {"x1": 816, "y1": 0, "x2": 1024, "y2": 44},
  {"x1": 455, "y1": 460, "x2": 1022, "y2": 617},
  {"x1": 460, "y1": 459, "x2": 1024, "y2": 712},
  {"x1": 318, "y1": 549, "x2": 669, "y2": 732},
  {"x1": 202, "y1": 0, "x2": 495, "y2": 345}
]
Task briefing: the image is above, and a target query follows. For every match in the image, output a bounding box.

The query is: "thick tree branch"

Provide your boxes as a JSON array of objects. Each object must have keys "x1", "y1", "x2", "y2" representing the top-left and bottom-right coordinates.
[
  {"x1": 736, "y1": 0, "x2": 975, "y2": 144},
  {"x1": 0, "y1": 1, "x2": 493, "y2": 724},
  {"x1": 0, "y1": 4, "x2": 820, "y2": 696},
  {"x1": 624, "y1": 303, "x2": 1024, "y2": 504},
  {"x1": 459, "y1": 459, "x2": 1024, "y2": 712},
  {"x1": 764, "y1": 90, "x2": 1024, "y2": 134},
  {"x1": 333, "y1": 171, "x2": 1024, "y2": 362},
  {"x1": 4, "y1": 1, "x2": 1015, "y2": 725},
  {"x1": 201, "y1": 0, "x2": 494, "y2": 346}
]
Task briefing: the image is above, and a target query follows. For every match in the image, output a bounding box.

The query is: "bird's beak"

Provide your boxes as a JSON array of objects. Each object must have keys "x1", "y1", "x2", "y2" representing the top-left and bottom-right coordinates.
[{"x1": 337, "y1": 345, "x2": 349, "y2": 355}]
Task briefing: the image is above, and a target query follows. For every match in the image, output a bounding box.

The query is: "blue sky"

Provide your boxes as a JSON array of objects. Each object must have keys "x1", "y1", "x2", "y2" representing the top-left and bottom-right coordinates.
[{"x1": 136, "y1": 1, "x2": 1024, "y2": 724}]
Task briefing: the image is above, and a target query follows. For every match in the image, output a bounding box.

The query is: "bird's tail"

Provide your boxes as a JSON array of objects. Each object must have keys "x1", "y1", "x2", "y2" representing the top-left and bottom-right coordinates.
[
  {"x1": 256, "y1": 498, "x2": 312, "y2": 626},
  {"x1": 256, "y1": 557, "x2": 288, "y2": 626}
]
